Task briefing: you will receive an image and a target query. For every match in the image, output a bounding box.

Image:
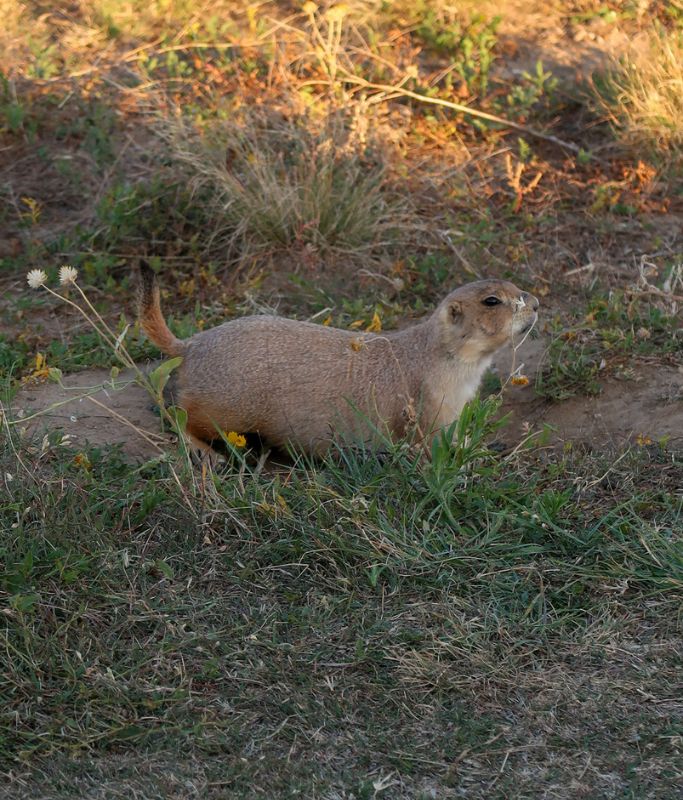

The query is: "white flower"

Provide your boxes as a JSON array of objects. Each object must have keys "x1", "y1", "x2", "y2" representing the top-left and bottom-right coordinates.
[
  {"x1": 27, "y1": 269, "x2": 47, "y2": 289},
  {"x1": 59, "y1": 265, "x2": 78, "y2": 285}
]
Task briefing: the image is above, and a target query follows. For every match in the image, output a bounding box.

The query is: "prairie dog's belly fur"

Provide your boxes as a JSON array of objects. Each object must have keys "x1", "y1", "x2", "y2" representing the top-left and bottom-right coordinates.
[{"x1": 137, "y1": 263, "x2": 539, "y2": 455}]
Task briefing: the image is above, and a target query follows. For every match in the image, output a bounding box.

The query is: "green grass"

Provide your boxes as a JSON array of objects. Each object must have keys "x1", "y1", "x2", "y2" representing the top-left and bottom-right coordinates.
[
  {"x1": 536, "y1": 289, "x2": 682, "y2": 400},
  {"x1": 0, "y1": 324, "x2": 156, "y2": 385},
  {"x1": 412, "y1": 5, "x2": 500, "y2": 95},
  {"x1": 1, "y1": 399, "x2": 682, "y2": 796}
]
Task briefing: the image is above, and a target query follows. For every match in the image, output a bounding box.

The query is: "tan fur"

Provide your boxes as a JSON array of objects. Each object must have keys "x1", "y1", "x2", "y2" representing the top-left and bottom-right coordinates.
[{"x1": 137, "y1": 263, "x2": 538, "y2": 455}]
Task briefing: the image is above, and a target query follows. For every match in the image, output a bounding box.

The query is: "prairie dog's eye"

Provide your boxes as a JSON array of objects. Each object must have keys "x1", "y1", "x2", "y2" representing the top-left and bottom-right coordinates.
[{"x1": 482, "y1": 296, "x2": 501, "y2": 306}]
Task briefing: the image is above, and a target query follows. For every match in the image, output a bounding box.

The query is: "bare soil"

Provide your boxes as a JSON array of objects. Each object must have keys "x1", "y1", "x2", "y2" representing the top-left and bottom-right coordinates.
[
  {"x1": 495, "y1": 339, "x2": 683, "y2": 451},
  {"x1": 13, "y1": 368, "x2": 170, "y2": 461}
]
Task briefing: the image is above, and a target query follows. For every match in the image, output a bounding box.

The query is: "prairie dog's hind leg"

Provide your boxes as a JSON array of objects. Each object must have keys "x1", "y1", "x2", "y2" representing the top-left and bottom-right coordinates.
[{"x1": 177, "y1": 396, "x2": 224, "y2": 465}]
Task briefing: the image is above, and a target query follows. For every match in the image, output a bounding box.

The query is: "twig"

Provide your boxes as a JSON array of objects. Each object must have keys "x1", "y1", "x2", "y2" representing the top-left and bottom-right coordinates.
[
  {"x1": 585, "y1": 449, "x2": 630, "y2": 489},
  {"x1": 631, "y1": 287, "x2": 683, "y2": 303},
  {"x1": 565, "y1": 263, "x2": 596, "y2": 277},
  {"x1": 336, "y1": 75, "x2": 582, "y2": 155}
]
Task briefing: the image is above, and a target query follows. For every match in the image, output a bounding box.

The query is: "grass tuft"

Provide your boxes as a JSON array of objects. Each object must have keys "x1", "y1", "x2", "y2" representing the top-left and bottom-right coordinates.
[
  {"x1": 594, "y1": 28, "x2": 683, "y2": 168},
  {"x1": 163, "y1": 110, "x2": 404, "y2": 263}
]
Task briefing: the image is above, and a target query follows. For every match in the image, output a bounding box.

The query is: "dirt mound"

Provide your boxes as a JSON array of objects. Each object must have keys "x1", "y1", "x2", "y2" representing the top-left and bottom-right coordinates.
[
  {"x1": 500, "y1": 364, "x2": 683, "y2": 451},
  {"x1": 493, "y1": 341, "x2": 683, "y2": 451},
  {"x1": 11, "y1": 368, "x2": 171, "y2": 461},
  {"x1": 9, "y1": 344, "x2": 683, "y2": 460}
]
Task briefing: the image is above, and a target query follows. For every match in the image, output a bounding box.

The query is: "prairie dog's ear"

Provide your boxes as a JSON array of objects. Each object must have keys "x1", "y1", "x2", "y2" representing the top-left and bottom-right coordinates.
[{"x1": 449, "y1": 300, "x2": 463, "y2": 321}]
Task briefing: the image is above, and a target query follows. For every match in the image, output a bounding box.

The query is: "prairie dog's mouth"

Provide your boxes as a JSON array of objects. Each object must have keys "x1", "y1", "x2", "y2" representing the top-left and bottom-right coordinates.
[
  {"x1": 523, "y1": 312, "x2": 538, "y2": 331},
  {"x1": 513, "y1": 311, "x2": 538, "y2": 337}
]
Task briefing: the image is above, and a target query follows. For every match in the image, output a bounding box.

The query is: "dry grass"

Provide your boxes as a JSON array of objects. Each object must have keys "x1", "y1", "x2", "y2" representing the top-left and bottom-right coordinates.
[
  {"x1": 596, "y1": 28, "x2": 683, "y2": 166},
  {"x1": 163, "y1": 109, "x2": 407, "y2": 262}
]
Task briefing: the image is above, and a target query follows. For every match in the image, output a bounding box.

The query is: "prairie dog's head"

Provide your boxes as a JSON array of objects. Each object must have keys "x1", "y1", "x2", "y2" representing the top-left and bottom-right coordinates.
[{"x1": 434, "y1": 279, "x2": 539, "y2": 362}]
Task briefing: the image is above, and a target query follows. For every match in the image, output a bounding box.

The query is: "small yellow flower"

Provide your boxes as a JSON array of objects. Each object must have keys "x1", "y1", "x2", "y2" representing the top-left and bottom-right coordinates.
[
  {"x1": 26, "y1": 269, "x2": 47, "y2": 289},
  {"x1": 636, "y1": 433, "x2": 653, "y2": 447},
  {"x1": 178, "y1": 278, "x2": 196, "y2": 298},
  {"x1": 349, "y1": 319, "x2": 364, "y2": 329},
  {"x1": 225, "y1": 430, "x2": 247, "y2": 448},
  {"x1": 21, "y1": 352, "x2": 51, "y2": 385},
  {"x1": 511, "y1": 375, "x2": 530, "y2": 386},
  {"x1": 20, "y1": 196, "x2": 42, "y2": 225},
  {"x1": 366, "y1": 311, "x2": 382, "y2": 333},
  {"x1": 58, "y1": 265, "x2": 78, "y2": 285},
  {"x1": 326, "y1": 3, "x2": 348, "y2": 22},
  {"x1": 73, "y1": 452, "x2": 92, "y2": 470}
]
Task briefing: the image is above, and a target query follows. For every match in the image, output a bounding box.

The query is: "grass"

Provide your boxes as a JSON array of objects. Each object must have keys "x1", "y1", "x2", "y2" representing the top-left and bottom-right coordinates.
[
  {"x1": 536, "y1": 286, "x2": 683, "y2": 400},
  {"x1": 2, "y1": 0, "x2": 683, "y2": 796},
  {"x1": 1, "y1": 400, "x2": 681, "y2": 797},
  {"x1": 594, "y1": 26, "x2": 683, "y2": 168},
  {"x1": 405, "y1": 2, "x2": 501, "y2": 95},
  {"x1": 164, "y1": 110, "x2": 404, "y2": 263}
]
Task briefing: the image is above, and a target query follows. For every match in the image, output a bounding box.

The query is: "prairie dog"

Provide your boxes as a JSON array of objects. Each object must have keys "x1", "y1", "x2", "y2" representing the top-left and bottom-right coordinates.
[{"x1": 138, "y1": 263, "x2": 538, "y2": 455}]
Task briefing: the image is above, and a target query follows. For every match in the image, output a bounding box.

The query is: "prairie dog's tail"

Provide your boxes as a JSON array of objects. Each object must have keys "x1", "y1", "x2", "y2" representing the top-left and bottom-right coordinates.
[{"x1": 137, "y1": 261, "x2": 186, "y2": 357}]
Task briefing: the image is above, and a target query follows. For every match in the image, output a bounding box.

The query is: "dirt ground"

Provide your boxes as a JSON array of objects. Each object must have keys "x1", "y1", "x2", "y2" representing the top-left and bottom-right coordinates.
[
  {"x1": 495, "y1": 338, "x2": 683, "y2": 451},
  {"x1": 12, "y1": 367, "x2": 170, "y2": 461},
  {"x1": 11, "y1": 334, "x2": 683, "y2": 460}
]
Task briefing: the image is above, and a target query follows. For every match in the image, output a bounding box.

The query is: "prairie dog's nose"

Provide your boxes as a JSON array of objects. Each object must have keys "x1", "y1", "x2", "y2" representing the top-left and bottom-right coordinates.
[{"x1": 521, "y1": 291, "x2": 539, "y2": 312}]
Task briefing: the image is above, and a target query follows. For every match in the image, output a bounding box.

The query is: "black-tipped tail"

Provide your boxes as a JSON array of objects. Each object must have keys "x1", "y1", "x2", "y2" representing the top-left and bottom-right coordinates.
[{"x1": 137, "y1": 261, "x2": 185, "y2": 357}]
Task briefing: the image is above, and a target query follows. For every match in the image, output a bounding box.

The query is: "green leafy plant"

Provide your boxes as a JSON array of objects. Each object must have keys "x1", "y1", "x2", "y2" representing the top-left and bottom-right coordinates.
[
  {"x1": 415, "y1": 8, "x2": 500, "y2": 95},
  {"x1": 505, "y1": 60, "x2": 558, "y2": 118}
]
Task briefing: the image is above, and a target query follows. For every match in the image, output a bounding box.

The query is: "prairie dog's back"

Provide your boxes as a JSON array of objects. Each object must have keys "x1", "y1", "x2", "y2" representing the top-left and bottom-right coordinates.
[{"x1": 184, "y1": 316, "x2": 382, "y2": 387}]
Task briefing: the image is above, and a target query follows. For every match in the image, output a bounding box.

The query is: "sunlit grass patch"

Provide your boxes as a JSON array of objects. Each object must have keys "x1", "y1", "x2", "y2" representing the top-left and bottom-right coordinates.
[{"x1": 594, "y1": 27, "x2": 683, "y2": 168}]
